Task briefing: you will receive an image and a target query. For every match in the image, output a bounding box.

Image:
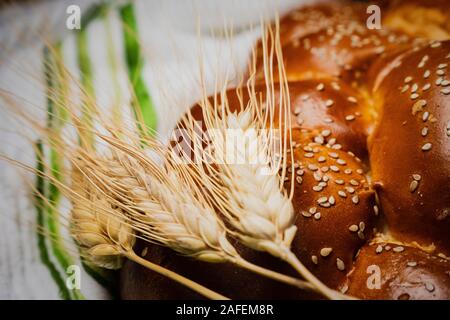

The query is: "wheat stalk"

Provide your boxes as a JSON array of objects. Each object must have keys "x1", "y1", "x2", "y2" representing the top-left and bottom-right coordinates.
[
  {"x1": 70, "y1": 164, "x2": 229, "y2": 300},
  {"x1": 75, "y1": 144, "x2": 317, "y2": 293},
  {"x1": 185, "y1": 21, "x2": 350, "y2": 300},
  {"x1": 198, "y1": 108, "x2": 345, "y2": 300}
]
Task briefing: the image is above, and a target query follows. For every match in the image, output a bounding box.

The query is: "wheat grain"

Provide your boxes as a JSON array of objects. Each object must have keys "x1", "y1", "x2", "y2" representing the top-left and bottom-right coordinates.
[
  {"x1": 183, "y1": 23, "x2": 350, "y2": 300},
  {"x1": 68, "y1": 161, "x2": 230, "y2": 299},
  {"x1": 77, "y1": 148, "x2": 317, "y2": 293}
]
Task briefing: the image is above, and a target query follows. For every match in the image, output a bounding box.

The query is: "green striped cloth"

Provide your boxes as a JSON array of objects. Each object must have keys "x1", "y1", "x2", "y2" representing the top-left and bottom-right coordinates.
[{"x1": 37, "y1": 1, "x2": 157, "y2": 299}]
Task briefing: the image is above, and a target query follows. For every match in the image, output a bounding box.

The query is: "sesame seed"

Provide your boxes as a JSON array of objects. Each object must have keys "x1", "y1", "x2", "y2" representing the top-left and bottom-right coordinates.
[
  {"x1": 329, "y1": 196, "x2": 336, "y2": 205},
  {"x1": 425, "y1": 282, "x2": 435, "y2": 292},
  {"x1": 296, "y1": 176, "x2": 303, "y2": 184},
  {"x1": 330, "y1": 165, "x2": 339, "y2": 172},
  {"x1": 356, "y1": 169, "x2": 363, "y2": 174},
  {"x1": 331, "y1": 82, "x2": 341, "y2": 90},
  {"x1": 412, "y1": 99, "x2": 427, "y2": 115},
  {"x1": 314, "y1": 136, "x2": 324, "y2": 144},
  {"x1": 349, "y1": 224, "x2": 358, "y2": 232},
  {"x1": 422, "y1": 111, "x2": 429, "y2": 121},
  {"x1": 439, "y1": 63, "x2": 448, "y2": 69},
  {"x1": 422, "y1": 83, "x2": 431, "y2": 91},
  {"x1": 309, "y1": 207, "x2": 317, "y2": 214},
  {"x1": 410, "y1": 93, "x2": 419, "y2": 100},
  {"x1": 305, "y1": 152, "x2": 314, "y2": 158},
  {"x1": 345, "y1": 169, "x2": 352, "y2": 175},
  {"x1": 441, "y1": 88, "x2": 450, "y2": 95},
  {"x1": 375, "y1": 245, "x2": 383, "y2": 254},
  {"x1": 436, "y1": 77, "x2": 443, "y2": 85},
  {"x1": 409, "y1": 180, "x2": 419, "y2": 193},
  {"x1": 338, "y1": 190, "x2": 347, "y2": 198},
  {"x1": 385, "y1": 245, "x2": 391, "y2": 251},
  {"x1": 308, "y1": 164, "x2": 319, "y2": 171},
  {"x1": 411, "y1": 83, "x2": 419, "y2": 92},
  {"x1": 337, "y1": 159, "x2": 347, "y2": 165},
  {"x1": 313, "y1": 185, "x2": 323, "y2": 192},
  {"x1": 401, "y1": 85, "x2": 409, "y2": 93},
  {"x1": 423, "y1": 70, "x2": 430, "y2": 78},
  {"x1": 422, "y1": 143, "x2": 432, "y2": 151},
  {"x1": 393, "y1": 246, "x2": 404, "y2": 253},
  {"x1": 346, "y1": 187, "x2": 355, "y2": 194},
  {"x1": 352, "y1": 195, "x2": 359, "y2": 204},
  {"x1": 318, "y1": 156, "x2": 326, "y2": 162},
  {"x1": 374, "y1": 205, "x2": 379, "y2": 216},
  {"x1": 404, "y1": 76, "x2": 413, "y2": 83},
  {"x1": 317, "y1": 197, "x2": 328, "y2": 204},
  {"x1": 340, "y1": 285, "x2": 349, "y2": 294},
  {"x1": 325, "y1": 99, "x2": 334, "y2": 107},
  {"x1": 314, "y1": 172, "x2": 322, "y2": 181},
  {"x1": 311, "y1": 255, "x2": 318, "y2": 264},
  {"x1": 421, "y1": 127, "x2": 428, "y2": 136},
  {"x1": 350, "y1": 179, "x2": 359, "y2": 186},
  {"x1": 345, "y1": 115, "x2": 356, "y2": 121},
  {"x1": 436, "y1": 69, "x2": 445, "y2": 76},
  {"x1": 442, "y1": 80, "x2": 450, "y2": 86},
  {"x1": 316, "y1": 83, "x2": 325, "y2": 91},
  {"x1": 321, "y1": 166, "x2": 329, "y2": 172},
  {"x1": 320, "y1": 247, "x2": 333, "y2": 257},
  {"x1": 301, "y1": 211, "x2": 312, "y2": 218},
  {"x1": 347, "y1": 96, "x2": 357, "y2": 103},
  {"x1": 357, "y1": 230, "x2": 365, "y2": 240},
  {"x1": 413, "y1": 174, "x2": 422, "y2": 181},
  {"x1": 359, "y1": 222, "x2": 365, "y2": 231},
  {"x1": 407, "y1": 261, "x2": 417, "y2": 267},
  {"x1": 296, "y1": 169, "x2": 304, "y2": 176},
  {"x1": 431, "y1": 41, "x2": 441, "y2": 48},
  {"x1": 321, "y1": 129, "x2": 331, "y2": 137},
  {"x1": 328, "y1": 152, "x2": 338, "y2": 158},
  {"x1": 314, "y1": 212, "x2": 321, "y2": 220},
  {"x1": 335, "y1": 179, "x2": 344, "y2": 185},
  {"x1": 328, "y1": 138, "x2": 336, "y2": 146},
  {"x1": 324, "y1": 118, "x2": 334, "y2": 123},
  {"x1": 336, "y1": 258, "x2": 345, "y2": 271}
]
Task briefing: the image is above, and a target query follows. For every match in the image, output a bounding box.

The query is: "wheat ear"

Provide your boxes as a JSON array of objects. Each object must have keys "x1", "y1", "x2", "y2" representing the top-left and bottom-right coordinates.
[
  {"x1": 77, "y1": 145, "x2": 316, "y2": 293},
  {"x1": 188, "y1": 20, "x2": 349, "y2": 299},
  {"x1": 70, "y1": 164, "x2": 229, "y2": 300}
]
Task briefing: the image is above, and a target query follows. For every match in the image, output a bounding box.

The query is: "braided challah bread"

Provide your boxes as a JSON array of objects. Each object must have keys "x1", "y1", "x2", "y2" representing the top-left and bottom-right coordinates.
[{"x1": 120, "y1": 0, "x2": 450, "y2": 300}]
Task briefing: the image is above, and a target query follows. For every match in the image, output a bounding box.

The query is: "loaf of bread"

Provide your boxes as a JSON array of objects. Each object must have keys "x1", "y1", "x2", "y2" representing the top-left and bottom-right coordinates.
[{"x1": 120, "y1": 0, "x2": 450, "y2": 300}]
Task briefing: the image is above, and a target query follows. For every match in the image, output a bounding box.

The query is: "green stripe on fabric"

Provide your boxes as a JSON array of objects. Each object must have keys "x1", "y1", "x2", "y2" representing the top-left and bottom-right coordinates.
[
  {"x1": 74, "y1": 2, "x2": 119, "y2": 295},
  {"x1": 119, "y1": 2, "x2": 158, "y2": 136},
  {"x1": 34, "y1": 141, "x2": 72, "y2": 300},
  {"x1": 43, "y1": 45, "x2": 85, "y2": 300}
]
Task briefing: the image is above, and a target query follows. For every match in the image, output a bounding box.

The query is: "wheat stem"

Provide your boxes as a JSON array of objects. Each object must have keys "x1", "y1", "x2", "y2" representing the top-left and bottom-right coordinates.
[
  {"x1": 282, "y1": 248, "x2": 352, "y2": 300},
  {"x1": 232, "y1": 257, "x2": 315, "y2": 292},
  {"x1": 124, "y1": 251, "x2": 229, "y2": 300}
]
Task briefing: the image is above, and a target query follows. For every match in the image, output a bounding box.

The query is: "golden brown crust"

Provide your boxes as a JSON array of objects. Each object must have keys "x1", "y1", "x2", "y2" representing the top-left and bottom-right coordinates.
[
  {"x1": 344, "y1": 242, "x2": 450, "y2": 300},
  {"x1": 120, "y1": 240, "x2": 317, "y2": 300},
  {"x1": 368, "y1": 41, "x2": 450, "y2": 255},
  {"x1": 278, "y1": 1, "x2": 368, "y2": 46},
  {"x1": 384, "y1": 0, "x2": 450, "y2": 41},
  {"x1": 287, "y1": 133, "x2": 377, "y2": 288},
  {"x1": 121, "y1": 3, "x2": 450, "y2": 300}
]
